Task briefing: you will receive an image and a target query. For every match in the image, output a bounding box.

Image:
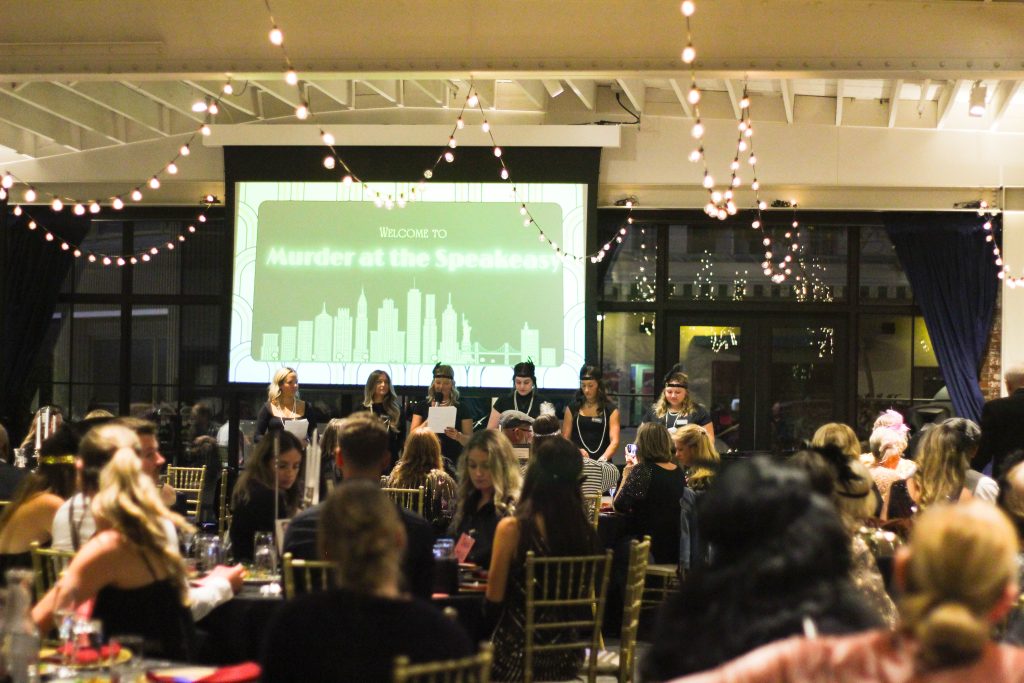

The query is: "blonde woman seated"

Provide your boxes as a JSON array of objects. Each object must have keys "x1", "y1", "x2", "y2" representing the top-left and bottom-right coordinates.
[
  {"x1": 32, "y1": 447, "x2": 195, "y2": 659},
  {"x1": 385, "y1": 428, "x2": 457, "y2": 534},
  {"x1": 811, "y1": 422, "x2": 862, "y2": 461},
  {"x1": 885, "y1": 420, "x2": 975, "y2": 521},
  {"x1": 868, "y1": 425, "x2": 916, "y2": 508},
  {"x1": 0, "y1": 427, "x2": 76, "y2": 583},
  {"x1": 672, "y1": 502, "x2": 1024, "y2": 683},
  {"x1": 674, "y1": 423, "x2": 721, "y2": 492}
]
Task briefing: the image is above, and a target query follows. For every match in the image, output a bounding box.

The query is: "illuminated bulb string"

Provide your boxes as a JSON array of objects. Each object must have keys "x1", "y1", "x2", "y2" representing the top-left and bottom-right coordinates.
[{"x1": 978, "y1": 201, "x2": 1019, "y2": 287}]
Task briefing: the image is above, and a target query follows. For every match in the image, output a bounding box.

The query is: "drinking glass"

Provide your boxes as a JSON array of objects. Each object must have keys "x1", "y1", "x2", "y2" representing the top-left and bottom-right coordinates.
[
  {"x1": 52, "y1": 584, "x2": 78, "y2": 677},
  {"x1": 252, "y1": 532, "x2": 277, "y2": 578},
  {"x1": 198, "y1": 535, "x2": 223, "y2": 572},
  {"x1": 109, "y1": 634, "x2": 144, "y2": 683}
]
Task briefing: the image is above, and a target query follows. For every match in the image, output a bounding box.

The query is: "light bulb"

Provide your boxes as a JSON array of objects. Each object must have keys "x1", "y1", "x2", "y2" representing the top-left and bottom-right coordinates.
[
  {"x1": 208, "y1": 103, "x2": 219, "y2": 115},
  {"x1": 112, "y1": 197, "x2": 124, "y2": 210},
  {"x1": 688, "y1": 149, "x2": 701, "y2": 162},
  {"x1": 201, "y1": 124, "x2": 211, "y2": 136},
  {"x1": 285, "y1": 69, "x2": 298, "y2": 86},
  {"x1": 682, "y1": 45, "x2": 696, "y2": 64},
  {"x1": 702, "y1": 174, "x2": 714, "y2": 189},
  {"x1": 89, "y1": 202, "x2": 100, "y2": 214},
  {"x1": 738, "y1": 140, "x2": 748, "y2": 152},
  {"x1": 269, "y1": 27, "x2": 283, "y2": 45},
  {"x1": 759, "y1": 200, "x2": 767, "y2": 210},
  {"x1": 730, "y1": 159, "x2": 739, "y2": 170},
  {"x1": 444, "y1": 151, "x2": 454, "y2": 163},
  {"x1": 705, "y1": 203, "x2": 716, "y2": 215},
  {"x1": 149, "y1": 176, "x2": 160, "y2": 189},
  {"x1": 423, "y1": 169, "x2": 433, "y2": 179},
  {"x1": 188, "y1": 225, "x2": 196, "y2": 233},
  {"x1": 180, "y1": 144, "x2": 190, "y2": 156},
  {"x1": 191, "y1": 101, "x2": 208, "y2": 113},
  {"x1": 456, "y1": 118, "x2": 465, "y2": 130},
  {"x1": 481, "y1": 121, "x2": 490, "y2": 133},
  {"x1": 12, "y1": 206, "x2": 21, "y2": 216},
  {"x1": 732, "y1": 176, "x2": 741, "y2": 187},
  {"x1": 28, "y1": 220, "x2": 36, "y2": 230},
  {"x1": 467, "y1": 93, "x2": 479, "y2": 108},
  {"x1": 500, "y1": 168, "x2": 509, "y2": 180},
  {"x1": 117, "y1": 257, "x2": 126, "y2": 266},
  {"x1": 323, "y1": 156, "x2": 335, "y2": 169},
  {"x1": 691, "y1": 122, "x2": 704, "y2": 138},
  {"x1": 52, "y1": 199, "x2": 63, "y2": 211},
  {"x1": 342, "y1": 175, "x2": 353, "y2": 185},
  {"x1": 519, "y1": 205, "x2": 527, "y2": 215},
  {"x1": 167, "y1": 163, "x2": 178, "y2": 174},
  {"x1": 61, "y1": 242, "x2": 70, "y2": 250},
  {"x1": 681, "y1": 1, "x2": 695, "y2": 16},
  {"x1": 751, "y1": 180, "x2": 760, "y2": 191},
  {"x1": 493, "y1": 146, "x2": 502, "y2": 157},
  {"x1": 752, "y1": 220, "x2": 761, "y2": 229},
  {"x1": 295, "y1": 105, "x2": 309, "y2": 120},
  {"x1": 739, "y1": 120, "x2": 748, "y2": 132},
  {"x1": 744, "y1": 127, "x2": 753, "y2": 138},
  {"x1": 131, "y1": 189, "x2": 143, "y2": 201},
  {"x1": 687, "y1": 87, "x2": 701, "y2": 105},
  {"x1": 142, "y1": 254, "x2": 150, "y2": 262},
  {"x1": 322, "y1": 131, "x2": 335, "y2": 146},
  {"x1": 45, "y1": 232, "x2": 54, "y2": 241},
  {"x1": 74, "y1": 249, "x2": 82, "y2": 257},
  {"x1": 740, "y1": 97, "x2": 750, "y2": 109},
  {"x1": 102, "y1": 257, "x2": 111, "y2": 265},
  {"x1": 24, "y1": 188, "x2": 37, "y2": 202},
  {"x1": 717, "y1": 208, "x2": 727, "y2": 220},
  {"x1": 1, "y1": 173, "x2": 13, "y2": 189},
  {"x1": 711, "y1": 191, "x2": 722, "y2": 203},
  {"x1": 448, "y1": 136, "x2": 457, "y2": 149},
  {"x1": 223, "y1": 83, "x2": 234, "y2": 95},
  {"x1": 88, "y1": 254, "x2": 96, "y2": 262}
]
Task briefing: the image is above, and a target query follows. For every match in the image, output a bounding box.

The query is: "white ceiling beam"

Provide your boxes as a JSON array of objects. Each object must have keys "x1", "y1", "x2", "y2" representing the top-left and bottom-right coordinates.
[
  {"x1": 887, "y1": 79, "x2": 903, "y2": 128},
  {"x1": 359, "y1": 79, "x2": 399, "y2": 104},
  {"x1": 780, "y1": 79, "x2": 794, "y2": 124},
  {"x1": 121, "y1": 81, "x2": 207, "y2": 122},
  {"x1": 835, "y1": 79, "x2": 844, "y2": 126},
  {"x1": 0, "y1": 119, "x2": 46, "y2": 158},
  {"x1": 59, "y1": 81, "x2": 181, "y2": 136},
  {"x1": 184, "y1": 80, "x2": 259, "y2": 118},
  {"x1": 407, "y1": 79, "x2": 447, "y2": 105},
  {"x1": 916, "y1": 78, "x2": 932, "y2": 116},
  {"x1": 723, "y1": 79, "x2": 742, "y2": 119},
  {"x1": 513, "y1": 80, "x2": 547, "y2": 109},
  {"x1": 3, "y1": 82, "x2": 126, "y2": 143},
  {"x1": 615, "y1": 79, "x2": 645, "y2": 114},
  {"x1": 936, "y1": 79, "x2": 965, "y2": 129},
  {"x1": 541, "y1": 79, "x2": 564, "y2": 98},
  {"x1": 565, "y1": 79, "x2": 597, "y2": 110},
  {"x1": 990, "y1": 80, "x2": 1023, "y2": 131},
  {"x1": 307, "y1": 80, "x2": 354, "y2": 109},
  {"x1": 667, "y1": 79, "x2": 694, "y2": 118},
  {"x1": 252, "y1": 80, "x2": 303, "y2": 108},
  {"x1": 0, "y1": 91, "x2": 88, "y2": 151}
]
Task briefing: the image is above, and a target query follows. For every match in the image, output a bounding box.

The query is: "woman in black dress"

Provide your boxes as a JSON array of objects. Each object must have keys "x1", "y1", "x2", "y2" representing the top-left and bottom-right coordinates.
[
  {"x1": 561, "y1": 364, "x2": 620, "y2": 462},
  {"x1": 487, "y1": 360, "x2": 543, "y2": 429},
  {"x1": 613, "y1": 421, "x2": 687, "y2": 563},
  {"x1": 641, "y1": 367, "x2": 714, "y2": 439},
  {"x1": 409, "y1": 363, "x2": 473, "y2": 464},
  {"x1": 359, "y1": 369, "x2": 405, "y2": 471},
  {"x1": 254, "y1": 367, "x2": 316, "y2": 443},
  {"x1": 230, "y1": 430, "x2": 304, "y2": 561}
]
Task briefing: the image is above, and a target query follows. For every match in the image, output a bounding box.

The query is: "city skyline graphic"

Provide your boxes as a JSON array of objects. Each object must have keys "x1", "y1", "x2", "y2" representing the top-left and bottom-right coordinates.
[{"x1": 257, "y1": 286, "x2": 558, "y2": 367}]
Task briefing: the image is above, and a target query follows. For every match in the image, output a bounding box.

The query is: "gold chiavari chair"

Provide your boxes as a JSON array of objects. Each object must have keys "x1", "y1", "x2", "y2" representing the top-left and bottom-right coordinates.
[
  {"x1": 218, "y1": 467, "x2": 232, "y2": 536},
  {"x1": 642, "y1": 564, "x2": 680, "y2": 610},
  {"x1": 282, "y1": 552, "x2": 339, "y2": 599},
  {"x1": 166, "y1": 465, "x2": 206, "y2": 520},
  {"x1": 382, "y1": 486, "x2": 425, "y2": 517},
  {"x1": 523, "y1": 549, "x2": 613, "y2": 683},
  {"x1": 595, "y1": 536, "x2": 651, "y2": 683},
  {"x1": 30, "y1": 541, "x2": 75, "y2": 600},
  {"x1": 582, "y1": 494, "x2": 602, "y2": 530},
  {"x1": 393, "y1": 642, "x2": 493, "y2": 683}
]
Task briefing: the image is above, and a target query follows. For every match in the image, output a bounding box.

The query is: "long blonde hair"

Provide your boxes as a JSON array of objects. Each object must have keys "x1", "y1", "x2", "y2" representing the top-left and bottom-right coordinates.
[
  {"x1": 652, "y1": 372, "x2": 695, "y2": 419},
  {"x1": 914, "y1": 422, "x2": 968, "y2": 509},
  {"x1": 362, "y1": 369, "x2": 401, "y2": 430},
  {"x1": 318, "y1": 481, "x2": 405, "y2": 594},
  {"x1": 426, "y1": 364, "x2": 461, "y2": 403},
  {"x1": 92, "y1": 448, "x2": 192, "y2": 602},
  {"x1": 674, "y1": 423, "x2": 719, "y2": 489},
  {"x1": 450, "y1": 430, "x2": 521, "y2": 532},
  {"x1": 267, "y1": 367, "x2": 297, "y2": 404},
  {"x1": 811, "y1": 422, "x2": 861, "y2": 460},
  {"x1": 900, "y1": 502, "x2": 1018, "y2": 670}
]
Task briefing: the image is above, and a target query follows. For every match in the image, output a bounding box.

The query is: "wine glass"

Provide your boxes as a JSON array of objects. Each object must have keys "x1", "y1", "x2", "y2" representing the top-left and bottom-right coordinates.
[
  {"x1": 253, "y1": 531, "x2": 277, "y2": 578},
  {"x1": 52, "y1": 584, "x2": 78, "y2": 677}
]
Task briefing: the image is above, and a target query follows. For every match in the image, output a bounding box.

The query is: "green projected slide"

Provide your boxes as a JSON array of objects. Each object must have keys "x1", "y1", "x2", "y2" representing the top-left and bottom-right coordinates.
[{"x1": 229, "y1": 181, "x2": 587, "y2": 389}]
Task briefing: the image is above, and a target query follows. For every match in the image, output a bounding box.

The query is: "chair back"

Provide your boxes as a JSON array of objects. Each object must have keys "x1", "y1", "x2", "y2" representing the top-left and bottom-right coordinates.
[
  {"x1": 618, "y1": 537, "x2": 651, "y2": 683},
  {"x1": 524, "y1": 550, "x2": 613, "y2": 683},
  {"x1": 393, "y1": 642, "x2": 493, "y2": 683},
  {"x1": 282, "y1": 552, "x2": 339, "y2": 599},
  {"x1": 218, "y1": 467, "x2": 232, "y2": 536},
  {"x1": 382, "y1": 486, "x2": 424, "y2": 517},
  {"x1": 167, "y1": 465, "x2": 206, "y2": 520},
  {"x1": 582, "y1": 494, "x2": 601, "y2": 530},
  {"x1": 30, "y1": 541, "x2": 75, "y2": 600},
  {"x1": 642, "y1": 564, "x2": 680, "y2": 610}
]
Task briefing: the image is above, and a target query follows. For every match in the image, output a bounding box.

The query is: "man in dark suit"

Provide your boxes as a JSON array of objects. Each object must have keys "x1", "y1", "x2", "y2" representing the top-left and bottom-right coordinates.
[
  {"x1": 283, "y1": 412, "x2": 434, "y2": 598},
  {"x1": 972, "y1": 365, "x2": 1024, "y2": 477}
]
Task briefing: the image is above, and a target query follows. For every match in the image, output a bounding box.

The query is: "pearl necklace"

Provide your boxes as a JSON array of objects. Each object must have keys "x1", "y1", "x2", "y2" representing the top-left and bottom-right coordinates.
[
  {"x1": 576, "y1": 404, "x2": 608, "y2": 456},
  {"x1": 514, "y1": 392, "x2": 535, "y2": 416}
]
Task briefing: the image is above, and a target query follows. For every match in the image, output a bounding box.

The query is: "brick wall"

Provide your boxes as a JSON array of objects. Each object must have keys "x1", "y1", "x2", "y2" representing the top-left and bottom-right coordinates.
[{"x1": 980, "y1": 288, "x2": 1003, "y2": 399}]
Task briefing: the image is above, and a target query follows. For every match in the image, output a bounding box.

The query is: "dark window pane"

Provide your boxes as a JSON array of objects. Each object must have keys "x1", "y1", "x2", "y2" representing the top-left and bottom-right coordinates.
[
  {"x1": 598, "y1": 312, "x2": 656, "y2": 426},
  {"x1": 131, "y1": 305, "x2": 176, "y2": 386},
  {"x1": 181, "y1": 219, "x2": 227, "y2": 296},
  {"x1": 181, "y1": 306, "x2": 222, "y2": 387},
  {"x1": 70, "y1": 384, "x2": 120, "y2": 420},
  {"x1": 599, "y1": 224, "x2": 657, "y2": 302},
  {"x1": 132, "y1": 220, "x2": 183, "y2": 294},
  {"x1": 860, "y1": 226, "x2": 912, "y2": 304},
  {"x1": 71, "y1": 305, "x2": 121, "y2": 384},
  {"x1": 62, "y1": 221, "x2": 124, "y2": 294}
]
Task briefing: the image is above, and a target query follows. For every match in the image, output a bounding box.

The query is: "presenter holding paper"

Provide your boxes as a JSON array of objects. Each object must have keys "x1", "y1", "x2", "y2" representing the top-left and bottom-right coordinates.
[
  {"x1": 409, "y1": 363, "x2": 473, "y2": 463},
  {"x1": 255, "y1": 367, "x2": 316, "y2": 443},
  {"x1": 562, "y1": 364, "x2": 620, "y2": 462},
  {"x1": 486, "y1": 360, "x2": 544, "y2": 429}
]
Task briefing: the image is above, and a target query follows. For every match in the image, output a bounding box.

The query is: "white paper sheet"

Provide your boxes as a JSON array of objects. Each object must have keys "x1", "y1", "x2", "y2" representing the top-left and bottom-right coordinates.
[
  {"x1": 283, "y1": 418, "x2": 309, "y2": 441},
  {"x1": 427, "y1": 406, "x2": 457, "y2": 432}
]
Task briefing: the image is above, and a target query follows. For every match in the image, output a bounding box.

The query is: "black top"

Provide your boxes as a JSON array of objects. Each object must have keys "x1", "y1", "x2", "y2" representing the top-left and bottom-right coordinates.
[
  {"x1": 282, "y1": 493, "x2": 435, "y2": 599},
  {"x1": 260, "y1": 589, "x2": 472, "y2": 683},
  {"x1": 614, "y1": 462, "x2": 688, "y2": 564},
  {"x1": 229, "y1": 482, "x2": 291, "y2": 562},
  {"x1": 973, "y1": 388, "x2": 1024, "y2": 475},
  {"x1": 357, "y1": 402, "x2": 406, "y2": 471},
  {"x1": 254, "y1": 402, "x2": 316, "y2": 442},
  {"x1": 411, "y1": 400, "x2": 472, "y2": 462},
  {"x1": 451, "y1": 490, "x2": 508, "y2": 568},
  {"x1": 93, "y1": 579, "x2": 195, "y2": 660},
  {"x1": 568, "y1": 401, "x2": 618, "y2": 459},
  {"x1": 0, "y1": 462, "x2": 28, "y2": 501},
  {"x1": 641, "y1": 404, "x2": 711, "y2": 431},
  {"x1": 493, "y1": 392, "x2": 543, "y2": 419}
]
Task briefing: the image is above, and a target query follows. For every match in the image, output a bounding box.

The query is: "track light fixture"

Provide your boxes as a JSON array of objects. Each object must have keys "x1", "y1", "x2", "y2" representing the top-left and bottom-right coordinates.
[{"x1": 969, "y1": 81, "x2": 987, "y2": 117}]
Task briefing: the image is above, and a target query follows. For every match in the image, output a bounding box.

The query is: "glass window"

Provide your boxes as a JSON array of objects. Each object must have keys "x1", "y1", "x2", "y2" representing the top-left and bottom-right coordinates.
[
  {"x1": 70, "y1": 304, "x2": 121, "y2": 385},
  {"x1": 768, "y1": 325, "x2": 838, "y2": 452},
  {"x1": 61, "y1": 222, "x2": 124, "y2": 294},
  {"x1": 180, "y1": 306, "x2": 222, "y2": 387},
  {"x1": 132, "y1": 220, "x2": 183, "y2": 294},
  {"x1": 598, "y1": 312, "x2": 656, "y2": 426},
  {"x1": 181, "y1": 219, "x2": 227, "y2": 296},
  {"x1": 131, "y1": 305, "x2": 176, "y2": 386},
  {"x1": 598, "y1": 223, "x2": 657, "y2": 302},
  {"x1": 678, "y1": 324, "x2": 742, "y2": 451},
  {"x1": 859, "y1": 225, "x2": 912, "y2": 304}
]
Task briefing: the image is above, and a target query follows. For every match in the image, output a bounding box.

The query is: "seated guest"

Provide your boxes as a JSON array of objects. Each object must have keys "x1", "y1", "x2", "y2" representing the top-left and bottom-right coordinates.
[
  {"x1": 674, "y1": 423, "x2": 720, "y2": 492},
  {"x1": 613, "y1": 422, "x2": 686, "y2": 564},
  {"x1": 0, "y1": 424, "x2": 28, "y2": 500},
  {"x1": 668, "y1": 502, "x2": 1024, "y2": 683},
  {"x1": 283, "y1": 413, "x2": 434, "y2": 599},
  {"x1": 642, "y1": 458, "x2": 881, "y2": 680},
  {"x1": 498, "y1": 410, "x2": 534, "y2": 448},
  {"x1": 811, "y1": 422, "x2": 862, "y2": 460},
  {"x1": 385, "y1": 427, "x2": 457, "y2": 535},
  {"x1": 0, "y1": 426, "x2": 77, "y2": 582},
  {"x1": 230, "y1": 430, "x2": 303, "y2": 562},
  {"x1": 485, "y1": 436, "x2": 602, "y2": 681},
  {"x1": 262, "y1": 482, "x2": 472, "y2": 682},
  {"x1": 534, "y1": 411, "x2": 618, "y2": 497},
  {"x1": 997, "y1": 450, "x2": 1024, "y2": 645},
  {"x1": 944, "y1": 417, "x2": 999, "y2": 502},
  {"x1": 112, "y1": 417, "x2": 177, "y2": 507},
  {"x1": 32, "y1": 448, "x2": 196, "y2": 659},
  {"x1": 449, "y1": 430, "x2": 522, "y2": 569},
  {"x1": 867, "y1": 424, "x2": 915, "y2": 509}
]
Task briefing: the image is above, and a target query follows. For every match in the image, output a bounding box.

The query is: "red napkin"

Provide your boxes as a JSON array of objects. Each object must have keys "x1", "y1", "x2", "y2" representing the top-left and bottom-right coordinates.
[
  {"x1": 46, "y1": 642, "x2": 121, "y2": 665},
  {"x1": 146, "y1": 662, "x2": 261, "y2": 683}
]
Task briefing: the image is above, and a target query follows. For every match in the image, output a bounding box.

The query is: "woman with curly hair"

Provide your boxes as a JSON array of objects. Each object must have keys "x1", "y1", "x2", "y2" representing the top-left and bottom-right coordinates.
[
  {"x1": 673, "y1": 423, "x2": 721, "y2": 492},
  {"x1": 642, "y1": 367, "x2": 713, "y2": 438},
  {"x1": 386, "y1": 428, "x2": 457, "y2": 534},
  {"x1": 885, "y1": 420, "x2": 974, "y2": 521},
  {"x1": 449, "y1": 430, "x2": 521, "y2": 568},
  {"x1": 32, "y1": 446, "x2": 195, "y2": 659}
]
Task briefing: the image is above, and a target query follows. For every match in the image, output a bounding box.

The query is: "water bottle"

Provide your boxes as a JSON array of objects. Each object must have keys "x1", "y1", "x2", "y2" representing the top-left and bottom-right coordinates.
[{"x1": 3, "y1": 569, "x2": 40, "y2": 683}]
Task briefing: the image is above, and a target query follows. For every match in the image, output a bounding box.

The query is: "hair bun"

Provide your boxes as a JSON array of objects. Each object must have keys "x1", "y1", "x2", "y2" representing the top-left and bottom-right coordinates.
[{"x1": 914, "y1": 601, "x2": 988, "y2": 669}]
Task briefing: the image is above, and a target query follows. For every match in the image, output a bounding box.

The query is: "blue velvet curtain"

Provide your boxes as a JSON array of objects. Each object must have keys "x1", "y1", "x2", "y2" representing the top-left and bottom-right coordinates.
[
  {"x1": 884, "y1": 212, "x2": 1001, "y2": 422},
  {"x1": 1, "y1": 207, "x2": 88, "y2": 438}
]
